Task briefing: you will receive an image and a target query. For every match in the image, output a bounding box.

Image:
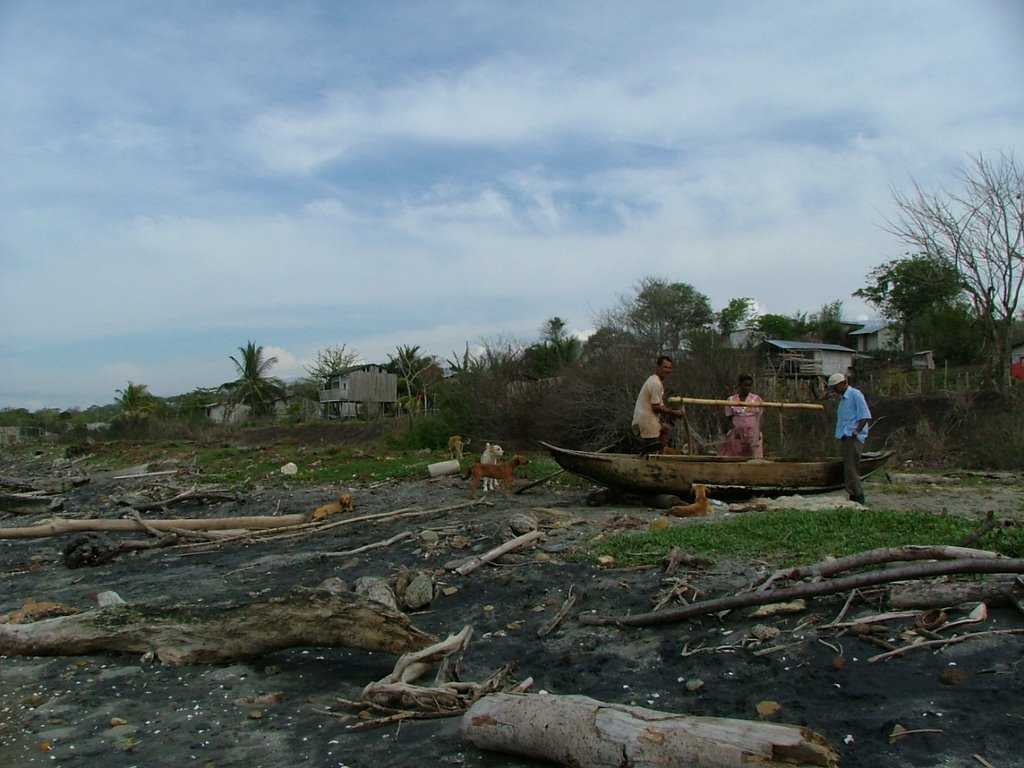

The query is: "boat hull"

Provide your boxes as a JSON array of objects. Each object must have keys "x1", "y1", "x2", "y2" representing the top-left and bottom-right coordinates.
[{"x1": 540, "y1": 442, "x2": 893, "y2": 500}]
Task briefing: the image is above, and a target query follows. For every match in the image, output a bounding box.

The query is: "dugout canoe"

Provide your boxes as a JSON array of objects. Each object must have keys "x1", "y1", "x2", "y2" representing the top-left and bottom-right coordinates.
[{"x1": 539, "y1": 442, "x2": 893, "y2": 500}]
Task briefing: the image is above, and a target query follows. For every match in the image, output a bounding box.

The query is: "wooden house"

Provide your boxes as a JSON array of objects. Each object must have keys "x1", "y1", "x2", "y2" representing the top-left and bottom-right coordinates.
[
  {"x1": 318, "y1": 364, "x2": 398, "y2": 418},
  {"x1": 763, "y1": 339, "x2": 855, "y2": 382},
  {"x1": 847, "y1": 321, "x2": 899, "y2": 353}
]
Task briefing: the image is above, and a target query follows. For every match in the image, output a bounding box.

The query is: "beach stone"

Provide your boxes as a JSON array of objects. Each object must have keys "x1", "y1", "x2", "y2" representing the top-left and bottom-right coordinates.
[
  {"x1": 401, "y1": 573, "x2": 434, "y2": 610},
  {"x1": 420, "y1": 529, "x2": 440, "y2": 544},
  {"x1": 939, "y1": 667, "x2": 969, "y2": 686},
  {"x1": 507, "y1": 513, "x2": 538, "y2": 535},
  {"x1": 354, "y1": 576, "x2": 398, "y2": 610},
  {"x1": 319, "y1": 577, "x2": 349, "y2": 593}
]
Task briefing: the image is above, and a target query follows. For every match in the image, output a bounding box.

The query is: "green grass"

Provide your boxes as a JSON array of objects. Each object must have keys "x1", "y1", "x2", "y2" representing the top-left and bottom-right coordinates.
[{"x1": 595, "y1": 507, "x2": 1024, "y2": 566}]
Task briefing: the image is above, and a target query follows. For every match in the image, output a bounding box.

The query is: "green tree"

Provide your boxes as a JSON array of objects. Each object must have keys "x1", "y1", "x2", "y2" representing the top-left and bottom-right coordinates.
[
  {"x1": 812, "y1": 301, "x2": 847, "y2": 346},
  {"x1": 855, "y1": 252, "x2": 966, "y2": 351},
  {"x1": 887, "y1": 150, "x2": 1024, "y2": 386},
  {"x1": 755, "y1": 312, "x2": 808, "y2": 340},
  {"x1": 717, "y1": 297, "x2": 756, "y2": 337},
  {"x1": 111, "y1": 381, "x2": 159, "y2": 433},
  {"x1": 389, "y1": 345, "x2": 442, "y2": 413},
  {"x1": 228, "y1": 341, "x2": 285, "y2": 417},
  {"x1": 526, "y1": 317, "x2": 583, "y2": 378},
  {"x1": 595, "y1": 276, "x2": 714, "y2": 355}
]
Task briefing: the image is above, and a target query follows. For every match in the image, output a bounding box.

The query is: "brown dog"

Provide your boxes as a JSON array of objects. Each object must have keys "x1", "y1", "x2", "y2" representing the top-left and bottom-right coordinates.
[
  {"x1": 466, "y1": 454, "x2": 528, "y2": 498},
  {"x1": 667, "y1": 484, "x2": 713, "y2": 517},
  {"x1": 310, "y1": 492, "x2": 355, "y2": 522},
  {"x1": 448, "y1": 435, "x2": 466, "y2": 460}
]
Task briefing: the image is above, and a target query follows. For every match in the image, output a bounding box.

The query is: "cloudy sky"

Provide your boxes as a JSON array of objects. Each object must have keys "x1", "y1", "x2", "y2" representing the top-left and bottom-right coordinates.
[{"x1": 2, "y1": 1, "x2": 1022, "y2": 411}]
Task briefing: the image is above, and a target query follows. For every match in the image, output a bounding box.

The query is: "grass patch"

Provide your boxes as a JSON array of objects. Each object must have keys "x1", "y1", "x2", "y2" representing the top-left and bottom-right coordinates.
[{"x1": 595, "y1": 508, "x2": 1024, "y2": 567}]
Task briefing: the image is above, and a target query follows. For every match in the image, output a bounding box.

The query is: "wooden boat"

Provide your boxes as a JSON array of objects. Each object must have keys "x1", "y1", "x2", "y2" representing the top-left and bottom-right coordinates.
[{"x1": 540, "y1": 442, "x2": 893, "y2": 500}]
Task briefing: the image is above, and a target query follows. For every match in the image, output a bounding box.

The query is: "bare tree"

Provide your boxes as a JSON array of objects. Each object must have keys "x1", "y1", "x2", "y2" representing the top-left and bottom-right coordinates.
[
  {"x1": 887, "y1": 151, "x2": 1024, "y2": 386},
  {"x1": 304, "y1": 344, "x2": 361, "y2": 385}
]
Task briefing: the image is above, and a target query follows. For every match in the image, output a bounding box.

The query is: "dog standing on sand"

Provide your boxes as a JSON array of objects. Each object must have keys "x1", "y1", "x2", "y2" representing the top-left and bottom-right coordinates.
[
  {"x1": 465, "y1": 454, "x2": 528, "y2": 499},
  {"x1": 479, "y1": 442, "x2": 504, "y2": 492},
  {"x1": 448, "y1": 435, "x2": 467, "y2": 460}
]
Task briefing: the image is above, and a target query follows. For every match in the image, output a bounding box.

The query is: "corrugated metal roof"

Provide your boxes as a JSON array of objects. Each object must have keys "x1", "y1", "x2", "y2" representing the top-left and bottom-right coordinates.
[
  {"x1": 848, "y1": 321, "x2": 889, "y2": 335},
  {"x1": 766, "y1": 339, "x2": 856, "y2": 353}
]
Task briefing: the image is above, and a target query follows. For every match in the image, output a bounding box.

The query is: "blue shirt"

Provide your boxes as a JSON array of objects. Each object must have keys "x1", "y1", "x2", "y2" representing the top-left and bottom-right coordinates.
[{"x1": 835, "y1": 386, "x2": 871, "y2": 443}]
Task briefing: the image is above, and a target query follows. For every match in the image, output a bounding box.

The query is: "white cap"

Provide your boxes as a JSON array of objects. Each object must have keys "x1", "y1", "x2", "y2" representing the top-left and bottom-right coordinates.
[{"x1": 826, "y1": 372, "x2": 846, "y2": 389}]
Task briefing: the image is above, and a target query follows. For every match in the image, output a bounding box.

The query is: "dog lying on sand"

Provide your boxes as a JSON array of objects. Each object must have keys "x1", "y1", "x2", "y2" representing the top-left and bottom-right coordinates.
[
  {"x1": 310, "y1": 492, "x2": 355, "y2": 522},
  {"x1": 667, "y1": 484, "x2": 713, "y2": 517},
  {"x1": 465, "y1": 454, "x2": 528, "y2": 499}
]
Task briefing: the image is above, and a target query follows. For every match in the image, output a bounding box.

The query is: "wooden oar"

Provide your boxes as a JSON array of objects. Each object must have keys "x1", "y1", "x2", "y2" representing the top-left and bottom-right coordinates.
[{"x1": 668, "y1": 396, "x2": 823, "y2": 411}]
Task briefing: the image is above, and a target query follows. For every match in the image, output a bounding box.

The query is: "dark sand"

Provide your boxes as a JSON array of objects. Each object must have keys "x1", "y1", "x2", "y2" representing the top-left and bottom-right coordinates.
[{"x1": 2, "y1": 454, "x2": 1023, "y2": 767}]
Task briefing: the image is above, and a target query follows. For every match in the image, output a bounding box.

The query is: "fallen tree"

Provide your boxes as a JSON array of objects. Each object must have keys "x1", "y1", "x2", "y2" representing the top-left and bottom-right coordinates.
[
  {"x1": 0, "y1": 513, "x2": 310, "y2": 539},
  {"x1": 582, "y1": 556, "x2": 1024, "y2": 627},
  {"x1": 0, "y1": 587, "x2": 435, "y2": 664},
  {"x1": 462, "y1": 692, "x2": 838, "y2": 767}
]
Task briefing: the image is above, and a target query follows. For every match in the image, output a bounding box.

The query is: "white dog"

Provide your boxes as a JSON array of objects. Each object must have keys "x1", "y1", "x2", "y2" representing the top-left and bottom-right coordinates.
[{"x1": 479, "y1": 442, "x2": 505, "y2": 492}]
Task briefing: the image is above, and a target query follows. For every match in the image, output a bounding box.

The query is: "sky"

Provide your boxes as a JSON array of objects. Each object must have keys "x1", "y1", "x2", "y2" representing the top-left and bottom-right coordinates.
[{"x1": 2, "y1": 1, "x2": 1023, "y2": 411}]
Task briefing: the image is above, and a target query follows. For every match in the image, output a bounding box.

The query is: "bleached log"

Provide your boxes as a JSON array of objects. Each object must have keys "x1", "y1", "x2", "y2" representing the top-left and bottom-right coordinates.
[
  {"x1": 462, "y1": 693, "x2": 838, "y2": 767},
  {"x1": 0, "y1": 513, "x2": 310, "y2": 539},
  {"x1": 0, "y1": 587, "x2": 435, "y2": 664},
  {"x1": 451, "y1": 530, "x2": 543, "y2": 575}
]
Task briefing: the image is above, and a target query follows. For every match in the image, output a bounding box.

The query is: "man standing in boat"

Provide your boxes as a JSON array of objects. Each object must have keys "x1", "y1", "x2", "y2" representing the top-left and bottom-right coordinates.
[
  {"x1": 632, "y1": 355, "x2": 685, "y2": 454},
  {"x1": 718, "y1": 373, "x2": 764, "y2": 457},
  {"x1": 827, "y1": 372, "x2": 872, "y2": 505}
]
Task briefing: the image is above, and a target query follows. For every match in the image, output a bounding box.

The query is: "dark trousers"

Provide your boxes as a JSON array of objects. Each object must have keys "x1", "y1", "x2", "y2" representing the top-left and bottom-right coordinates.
[{"x1": 840, "y1": 436, "x2": 864, "y2": 501}]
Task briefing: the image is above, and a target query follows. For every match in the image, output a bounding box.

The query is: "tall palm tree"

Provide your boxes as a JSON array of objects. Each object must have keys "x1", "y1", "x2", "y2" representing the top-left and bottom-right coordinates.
[{"x1": 228, "y1": 341, "x2": 285, "y2": 417}]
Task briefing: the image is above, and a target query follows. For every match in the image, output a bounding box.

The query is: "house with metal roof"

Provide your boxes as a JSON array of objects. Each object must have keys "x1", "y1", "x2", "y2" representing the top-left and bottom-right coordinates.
[
  {"x1": 847, "y1": 321, "x2": 900, "y2": 353},
  {"x1": 762, "y1": 339, "x2": 855, "y2": 381}
]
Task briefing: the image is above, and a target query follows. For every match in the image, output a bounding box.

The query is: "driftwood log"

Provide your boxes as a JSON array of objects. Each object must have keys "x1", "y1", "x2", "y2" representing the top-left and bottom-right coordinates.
[
  {"x1": 0, "y1": 513, "x2": 310, "y2": 539},
  {"x1": 0, "y1": 587, "x2": 435, "y2": 664},
  {"x1": 450, "y1": 530, "x2": 543, "y2": 575},
  {"x1": 462, "y1": 692, "x2": 838, "y2": 767},
  {"x1": 583, "y1": 557, "x2": 1024, "y2": 627},
  {"x1": 0, "y1": 492, "x2": 63, "y2": 514},
  {"x1": 0, "y1": 475, "x2": 89, "y2": 493}
]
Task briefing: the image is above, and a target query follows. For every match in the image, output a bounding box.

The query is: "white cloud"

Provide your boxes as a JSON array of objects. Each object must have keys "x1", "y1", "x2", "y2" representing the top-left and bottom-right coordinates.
[{"x1": 1, "y1": 1, "x2": 1022, "y2": 409}]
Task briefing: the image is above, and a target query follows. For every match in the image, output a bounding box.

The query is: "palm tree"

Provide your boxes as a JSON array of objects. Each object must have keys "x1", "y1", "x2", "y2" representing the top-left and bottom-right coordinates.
[
  {"x1": 112, "y1": 381, "x2": 158, "y2": 432},
  {"x1": 389, "y1": 344, "x2": 442, "y2": 413},
  {"x1": 228, "y1": 341, "x2": 285, "y2": 417}
]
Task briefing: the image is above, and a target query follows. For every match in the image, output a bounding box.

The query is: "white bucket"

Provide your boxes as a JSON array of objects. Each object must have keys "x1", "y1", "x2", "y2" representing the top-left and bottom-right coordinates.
[{"x1": 428, "y1": 459, "x2": 461, "y2": 477}]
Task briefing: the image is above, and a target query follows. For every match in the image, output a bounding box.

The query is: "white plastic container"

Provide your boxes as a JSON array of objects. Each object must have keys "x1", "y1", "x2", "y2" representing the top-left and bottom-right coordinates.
[{"x1": 428, "y1": 459, "x2": 461, "y2": 477}]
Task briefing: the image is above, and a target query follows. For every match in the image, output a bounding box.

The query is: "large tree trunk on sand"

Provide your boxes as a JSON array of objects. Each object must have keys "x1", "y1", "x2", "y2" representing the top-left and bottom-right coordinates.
[
  {"x1": 462, "y1": 693, "x2": 838, "y2": 768},
  {"x1": 0, "y1": 587, "x2": 436, "y2": 665},
  {"x1": 0, "y1": 514, "x2": 310, "y2": 539}
]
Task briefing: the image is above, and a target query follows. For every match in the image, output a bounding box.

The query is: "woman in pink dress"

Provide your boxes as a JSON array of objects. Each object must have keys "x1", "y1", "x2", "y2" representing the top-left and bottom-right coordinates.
[{"x1": 718, "y1": 373, "x2": 764, "y2": 457}]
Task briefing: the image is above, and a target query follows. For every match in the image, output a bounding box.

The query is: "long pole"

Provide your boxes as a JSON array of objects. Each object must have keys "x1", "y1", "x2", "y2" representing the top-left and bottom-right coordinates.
[{"x1": 667, "y1": 396, "x2": 823, "y2": 411}]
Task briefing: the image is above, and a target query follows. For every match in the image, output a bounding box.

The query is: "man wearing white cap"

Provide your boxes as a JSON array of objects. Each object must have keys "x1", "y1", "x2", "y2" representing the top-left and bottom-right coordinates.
[{"x1": 826, "y1": 372, "x2": 872, "y2": 505}]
